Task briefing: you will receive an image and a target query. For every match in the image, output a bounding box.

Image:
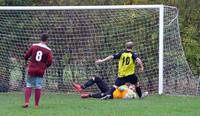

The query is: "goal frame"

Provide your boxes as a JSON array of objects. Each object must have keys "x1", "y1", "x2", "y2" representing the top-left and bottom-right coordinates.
[{"x1": 0, "y1": 5, "x2": 164, "y2": 94}]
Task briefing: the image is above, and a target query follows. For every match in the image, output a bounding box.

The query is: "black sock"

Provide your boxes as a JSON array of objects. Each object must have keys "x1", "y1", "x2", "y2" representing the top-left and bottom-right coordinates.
[
  {"x1": 136, "y1": 87, "x2": 142, "y2": 98},
  {"x1": 82, "y1": 79, "x2": 95, "y2": 89}
]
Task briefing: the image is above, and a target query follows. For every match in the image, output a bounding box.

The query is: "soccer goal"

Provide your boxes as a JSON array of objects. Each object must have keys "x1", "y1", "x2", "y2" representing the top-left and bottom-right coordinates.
[{"x1": 0, "y1": 5, "x2": 196, "y2": 95}]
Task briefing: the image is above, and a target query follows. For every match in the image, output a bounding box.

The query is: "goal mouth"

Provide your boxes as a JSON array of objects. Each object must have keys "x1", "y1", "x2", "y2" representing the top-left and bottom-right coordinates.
[{"x1": 0, "y1": 5, "x2": 195, "y2": 95}]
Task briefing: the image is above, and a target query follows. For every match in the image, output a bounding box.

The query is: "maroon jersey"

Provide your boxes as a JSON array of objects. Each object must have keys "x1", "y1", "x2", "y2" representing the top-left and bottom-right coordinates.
[{"x1": 24, "y1": 43, "x2": 52, "y2": 77}]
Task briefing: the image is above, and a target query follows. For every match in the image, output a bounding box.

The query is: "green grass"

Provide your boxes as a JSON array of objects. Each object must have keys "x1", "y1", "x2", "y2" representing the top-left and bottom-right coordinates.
[{"x1": 0, "y1": 92, "x2": 200, "y2": 116}]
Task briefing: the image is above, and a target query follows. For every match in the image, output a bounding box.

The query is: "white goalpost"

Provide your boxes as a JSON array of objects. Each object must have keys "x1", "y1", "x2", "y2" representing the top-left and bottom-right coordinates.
[{"x1": 0, "y1": 5, "x2": 196, "y2": 95}]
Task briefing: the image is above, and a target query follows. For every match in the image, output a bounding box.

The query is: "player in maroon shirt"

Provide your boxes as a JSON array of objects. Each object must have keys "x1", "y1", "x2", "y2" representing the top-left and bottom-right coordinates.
[{"x1": 22, "y1": 33, "x2": 52, "y2": 108}]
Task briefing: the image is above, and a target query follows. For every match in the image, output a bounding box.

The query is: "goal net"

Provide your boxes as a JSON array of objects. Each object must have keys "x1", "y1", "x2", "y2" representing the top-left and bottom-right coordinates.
[{"x1": 0, "y1": 5, "x2": 196, "y2": 95}]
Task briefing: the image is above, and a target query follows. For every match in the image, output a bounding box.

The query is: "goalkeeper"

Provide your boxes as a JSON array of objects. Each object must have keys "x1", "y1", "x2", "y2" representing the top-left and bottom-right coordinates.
[
  {"x1": 73, "y1": 76, "x2": 137, "y2": 99},
  {"x1": 96, "y1": 41, "x2": 144, "y2": 99}
]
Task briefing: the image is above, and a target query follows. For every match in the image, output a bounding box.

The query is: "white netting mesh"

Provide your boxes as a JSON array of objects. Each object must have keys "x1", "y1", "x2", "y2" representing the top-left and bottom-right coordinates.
[
  {"x1": 163, "y1": 6, "x2": 196, "y2": 95},
  {"x1": 0, "y1": 6, "x2": 196, "y2": 95}
]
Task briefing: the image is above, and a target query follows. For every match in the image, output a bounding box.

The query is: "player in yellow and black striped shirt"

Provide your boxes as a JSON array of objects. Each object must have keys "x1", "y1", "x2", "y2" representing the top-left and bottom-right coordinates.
[{"x1": 96, "y1": 41, "x2": 144, "y2": 99}]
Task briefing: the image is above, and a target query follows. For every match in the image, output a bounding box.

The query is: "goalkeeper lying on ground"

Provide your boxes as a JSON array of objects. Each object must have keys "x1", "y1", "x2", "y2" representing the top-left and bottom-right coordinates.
[{"x1": 73, "y1": 76, "x2": 147, "y2": 99}]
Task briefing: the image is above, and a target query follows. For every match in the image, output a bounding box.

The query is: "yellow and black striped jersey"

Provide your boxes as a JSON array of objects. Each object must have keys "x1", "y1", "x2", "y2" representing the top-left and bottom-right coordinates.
[{"x1": 113, "y1": 50, "x2": 138, "y2": 78}]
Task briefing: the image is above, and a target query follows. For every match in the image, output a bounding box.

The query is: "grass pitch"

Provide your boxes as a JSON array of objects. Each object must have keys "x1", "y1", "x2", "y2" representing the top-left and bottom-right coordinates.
[{"x1": 0, "y1": 92, "x2": 200, "y2": 116}]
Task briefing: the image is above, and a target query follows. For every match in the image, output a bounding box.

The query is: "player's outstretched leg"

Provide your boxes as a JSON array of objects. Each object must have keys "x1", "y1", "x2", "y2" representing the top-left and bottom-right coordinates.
[
  {"x1": 73, "y1": 83, "x2": 83, "y2": 92},
  {"x1": 81, "y1": 93, "x2": 90, "y2": 98},
  {"x1": 73, "y1": 76, "x2": 97, "y2": 92},
  {"x1": 94, "y1": 77, "x2": 109, "y2": 93},
  {"x1": 81, "y1": 92, "x2": 106, "y2": 99},
  {"x1": 22, "y1": 87, "x2": 32, "y2": 108}
]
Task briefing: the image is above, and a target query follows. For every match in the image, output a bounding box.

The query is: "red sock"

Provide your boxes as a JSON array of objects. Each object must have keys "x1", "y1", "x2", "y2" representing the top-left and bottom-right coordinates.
[
  {"x1": 25, "y1": 87, "x2": 32, "y2": 104},
  {"x1": 35, "y1": 89, "x2": 42, "y2": 106}
]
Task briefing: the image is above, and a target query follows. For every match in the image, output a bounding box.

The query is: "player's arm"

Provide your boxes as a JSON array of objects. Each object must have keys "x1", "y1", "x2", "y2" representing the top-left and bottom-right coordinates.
[
  {"x1": 95, "y1": 51, "x2": 122, "y2": 64},
  {"x1": 24, "y1": 46, "x2": 33, "y2": 60},
  {"x1": 95, "y1": 55, "x2": 113, "y2": 64},
  {"x1": 136, "y1": 57, "x2": 144, "y2": 73},
  {"x1": 132, "y1": 52, "x2": 144, "y2": 73},
  {"x1": 46, "y1": 52, "x2": 52, "y2": 68}
]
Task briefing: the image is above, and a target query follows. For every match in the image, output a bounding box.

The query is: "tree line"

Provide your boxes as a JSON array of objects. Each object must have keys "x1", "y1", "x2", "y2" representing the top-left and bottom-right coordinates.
[{"x1": 0, "y1": 0, "x2": 198, "y2": 74}]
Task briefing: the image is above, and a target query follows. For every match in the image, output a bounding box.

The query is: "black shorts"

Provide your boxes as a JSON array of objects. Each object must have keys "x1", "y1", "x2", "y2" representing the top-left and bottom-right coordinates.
[{"x1": 115, "y1": 74, "x2": 138, "y2": 86}]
